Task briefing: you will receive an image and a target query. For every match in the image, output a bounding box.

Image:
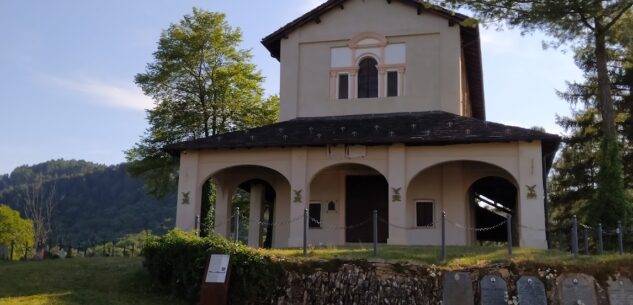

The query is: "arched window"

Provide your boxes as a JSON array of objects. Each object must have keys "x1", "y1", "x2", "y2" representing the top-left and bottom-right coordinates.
[{"x1": 357, "y1": 57, "x2": 378, "y2": 98}]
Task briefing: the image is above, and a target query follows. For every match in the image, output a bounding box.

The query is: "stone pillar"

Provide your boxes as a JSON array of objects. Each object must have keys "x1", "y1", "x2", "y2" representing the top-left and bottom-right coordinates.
[
  {"x1": 176, "y1": 151, "x2": 200, "y2": 232},
  {"x1": 248, "y1": 184, "x2": 264, "y2": 247},
  {"x1": 214, "y1": 177, "x2": 232, "y2": 238},
  {"x1": 442, "y1": 162, "x2": 466, "y2": 245},
  {"x1": 388, "y1": 144, "x2": 407, "y2": 244},
  {"x1": 288, "y1": 147, "x2": 309, "y2": 247},
  {"x1": 518, "y1": 141, "x2": 548, "y2": 249}
]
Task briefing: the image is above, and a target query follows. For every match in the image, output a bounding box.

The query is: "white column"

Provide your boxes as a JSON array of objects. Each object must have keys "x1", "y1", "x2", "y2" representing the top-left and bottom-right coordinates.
[
  {"x1": 518, "y1": 141, "x2": 548, "y2": 249},
  {"x1": 175, "y1": 151, "x2": 200, "y2": 232},
  {"x1": 214, "y1": 178, "x2": 232, "y2": 238},
  {"x1": 287, "y1": 147, "x2": 309, "y2": 247},
  {"x1": 388, "y1": 144, "x2": 407, "y2": 244},
  {"x1": 247, "y1": 184, "x2": 264, "y2": 247},
  {"x1": 442, "y1": 162, "x2": 466, "y2": 245}
]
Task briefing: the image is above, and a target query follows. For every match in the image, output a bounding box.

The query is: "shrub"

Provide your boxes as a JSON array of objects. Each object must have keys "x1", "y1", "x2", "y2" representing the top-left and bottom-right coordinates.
[{"x1": 142, "y1": 229, "x2": 285, "y2": 304}]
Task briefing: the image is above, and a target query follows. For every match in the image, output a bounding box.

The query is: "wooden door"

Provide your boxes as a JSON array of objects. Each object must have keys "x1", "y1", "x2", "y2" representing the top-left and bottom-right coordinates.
[{"x1": 345, "y1": 175, "x2": 388, "y2": 243}]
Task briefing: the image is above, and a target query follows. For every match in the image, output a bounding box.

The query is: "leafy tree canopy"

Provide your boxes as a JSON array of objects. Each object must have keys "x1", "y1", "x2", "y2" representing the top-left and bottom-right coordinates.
[
  {"x1": 0, "y1": 204, "x2": 34, "y2": 259},
  {"x1": 126, "y1": 8, "x2": 278, "y2": 198}
]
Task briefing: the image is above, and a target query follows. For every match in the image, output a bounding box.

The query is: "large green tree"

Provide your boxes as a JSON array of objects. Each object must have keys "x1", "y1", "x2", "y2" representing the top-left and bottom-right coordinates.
[
  {"x1": 126, "y1": 8, "x2": 278, "y2": 198},
  {"x1": 431, "y1": 0, "x2": 633, "y2": 227},
  {"x1": 549, "y1": 12, "x2": 633, "y2": 229},
  {"x1": 0, "y1": 204, "x2": 34, "y2": 260}
]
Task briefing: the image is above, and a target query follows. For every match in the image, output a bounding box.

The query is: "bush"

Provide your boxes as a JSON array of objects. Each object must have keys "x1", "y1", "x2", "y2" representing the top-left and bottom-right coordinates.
[{"x1": 142, "y1": 229, "x2": 285, "y2": 304}]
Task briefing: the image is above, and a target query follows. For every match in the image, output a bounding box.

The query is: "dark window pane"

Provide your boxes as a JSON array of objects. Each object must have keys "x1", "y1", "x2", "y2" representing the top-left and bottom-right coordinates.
[
  {"x1": 309, "y1": 203, "x2": 321, "y2": 228},
  {"x1": 416, "y1": 202, "x2": 434, "y2": 227},
  {"x1": 338, "y1": 74, "x2": 349, "y2": 99},
  {"x1": 358, "y1": 57, "x2": 378, "y2": 98},
  {"x1": 387, "y1": 71, "x2": 398, "y2": 97}
]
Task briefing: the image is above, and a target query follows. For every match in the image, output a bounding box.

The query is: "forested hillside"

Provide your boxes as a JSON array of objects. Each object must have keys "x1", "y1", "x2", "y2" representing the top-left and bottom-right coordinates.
[{"x1": 0, "y1": 160, "x2": 175, "y2": 246}]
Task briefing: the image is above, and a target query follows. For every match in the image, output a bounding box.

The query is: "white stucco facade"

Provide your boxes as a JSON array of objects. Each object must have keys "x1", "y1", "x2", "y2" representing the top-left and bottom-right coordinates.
[{"x1": 172, "y1": 0, "x2": 557, "y2": 250}]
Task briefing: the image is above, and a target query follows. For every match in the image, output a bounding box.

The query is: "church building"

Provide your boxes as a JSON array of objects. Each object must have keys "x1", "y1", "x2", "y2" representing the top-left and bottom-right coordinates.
[{"x1": 167, "y1": 0, "x2": 561, "y2": 249}]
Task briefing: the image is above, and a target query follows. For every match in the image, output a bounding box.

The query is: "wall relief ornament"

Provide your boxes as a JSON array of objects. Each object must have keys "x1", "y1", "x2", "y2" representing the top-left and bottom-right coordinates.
[
  {"x1": 526, "y1": 185, "x2": 537, "y2": 199},
  {"x1": 391, "y1": 187, "x2": 402, "y2": 202},
  {"x1": 181, "y1": 191, "x2": 190, "y2": 205},
  {"x1": 293, "y1": 189, "x2": 303, "y2": 203}
]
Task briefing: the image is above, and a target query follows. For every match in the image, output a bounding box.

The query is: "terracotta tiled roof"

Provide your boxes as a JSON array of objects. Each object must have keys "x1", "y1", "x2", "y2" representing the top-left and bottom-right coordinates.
[
  {"x1": 260, "y1": 0, "x2": 486, "y2": 120},
  {"x1": 165, "y1": 111, "x2": 561, "y2": 170}
]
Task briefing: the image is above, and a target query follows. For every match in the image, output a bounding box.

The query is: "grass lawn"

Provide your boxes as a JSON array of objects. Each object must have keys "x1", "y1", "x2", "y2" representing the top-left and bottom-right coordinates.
[
  {"x1": 0, "y1": 257, "x2": 187, "y2": 305},
  {"x1": 261, "y1": 244, "x2": 633, "y2": 270}
]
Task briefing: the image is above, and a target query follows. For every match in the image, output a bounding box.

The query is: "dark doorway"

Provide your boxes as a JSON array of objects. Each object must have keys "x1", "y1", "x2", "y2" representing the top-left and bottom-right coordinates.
[
  {"x1": 469, "y1": 177, "x2": 518, "y2": 246},
  {"x1": 345, "y1": 175, "x2": 388, "y2": 243}
]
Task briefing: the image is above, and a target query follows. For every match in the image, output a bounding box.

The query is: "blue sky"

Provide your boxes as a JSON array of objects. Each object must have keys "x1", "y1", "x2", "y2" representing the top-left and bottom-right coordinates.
[{"x1": 0, "y1": 0, "x2": 582, "y2": 175}]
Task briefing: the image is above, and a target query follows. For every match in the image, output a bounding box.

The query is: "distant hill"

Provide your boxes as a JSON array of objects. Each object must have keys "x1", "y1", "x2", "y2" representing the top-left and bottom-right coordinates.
[{"x1": 0, "y1": 159, "x2": 176, "y2": 246}]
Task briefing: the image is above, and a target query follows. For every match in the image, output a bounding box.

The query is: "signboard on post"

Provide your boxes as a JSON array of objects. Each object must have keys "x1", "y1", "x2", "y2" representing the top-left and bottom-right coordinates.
[{"x1": 199, "y1": 254, "x2": 231, "y2": 305}]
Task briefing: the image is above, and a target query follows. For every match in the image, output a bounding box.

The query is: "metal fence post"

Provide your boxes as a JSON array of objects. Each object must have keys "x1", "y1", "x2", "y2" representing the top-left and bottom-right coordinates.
[
  {"x1": 195, "y1": 214, "x2": 200, "y2": 236},
  {"x1": 235, "y1": 207, "x2": 240, "y2": 242},
  {"x1": 373, "y1": 210, "x2": 378, "y2": 257},
  {"x1": 584, "y1": 227, "x2": 589, "y2": 255},
  {"x1": 441, "y1": 211, "x2": 446, "y2": 261},
  {"x1": 507, "y1": 214, "x2": 513, "y2": 256},
  {"x1": 303, "y1": 208, "x2": 308, "y2": 256},
  {"x1": 571, "y1": 215, "x2": 578, "y2": 258},
  {"x1": 618, "y1": 221, "x2": 624, "y2": 255},
  {"x1": 598, "y1": 223, "x2": 604, "y2": 255}
]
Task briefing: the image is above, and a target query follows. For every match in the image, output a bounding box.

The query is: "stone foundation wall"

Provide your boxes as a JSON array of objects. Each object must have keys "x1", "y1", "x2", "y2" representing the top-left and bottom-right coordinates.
[{"x1": 273, "y1": 261, "x2": 629, "y2": 305}]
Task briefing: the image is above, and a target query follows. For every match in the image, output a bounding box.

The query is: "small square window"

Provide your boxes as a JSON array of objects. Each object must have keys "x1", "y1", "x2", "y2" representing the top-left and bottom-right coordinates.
[
  {"x1": 416, "y1": 201, "x2": 434, "y2": 227},
  {"x1": 387, "y1": 71, "x2": 398, "y2": 97},
  {"x1": 338, "y1": 74, "x2": 349, "y2": 99},
  {"x1": 309, "y1": 203, "x2": 321, "y2": 228}
]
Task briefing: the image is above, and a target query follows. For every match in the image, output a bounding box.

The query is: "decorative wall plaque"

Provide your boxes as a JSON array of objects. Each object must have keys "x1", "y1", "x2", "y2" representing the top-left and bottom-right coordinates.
[
  {"x1": 517, "y1": 276, "x2": 547, "y2": 305},
  {"x1": 607, "y1": 277, "x2": 633, "y2": 305},
  {"x1": 181, "y1": 191, "x2": 190, "y2": 205},
  {"x1": 526, "y1": 185, "x2": 537, "y2": 199},
  {"x1": 558, "y1": 274, "x2": 597, "y2": 305},
  {"x1": 480, "y1": 275, "x2": 507, "y2": 305},
  {"x1": 391, "y1": 187, "x2": 401, "y2": 202},
  {"x1": 442, "y1": 272, "x2": 474, "y2": 305},
  {"x1": 293, "y1": 189, "x2": 302, "y2": 203}
]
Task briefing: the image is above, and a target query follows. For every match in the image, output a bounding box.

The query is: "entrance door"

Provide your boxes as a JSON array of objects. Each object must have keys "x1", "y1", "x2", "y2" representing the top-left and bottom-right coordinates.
[{"x1": 345, "y1": 175, "x2": 388, "y2": 243}]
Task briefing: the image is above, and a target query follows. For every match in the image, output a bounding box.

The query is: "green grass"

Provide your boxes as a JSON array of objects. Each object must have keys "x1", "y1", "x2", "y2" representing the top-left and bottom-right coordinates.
[
  {"x1": 261, "y1": 245, "x2": 633, "y2": 270},
  {"x1": 0, "y1": 257, "x2": 187, "y2": 305}
]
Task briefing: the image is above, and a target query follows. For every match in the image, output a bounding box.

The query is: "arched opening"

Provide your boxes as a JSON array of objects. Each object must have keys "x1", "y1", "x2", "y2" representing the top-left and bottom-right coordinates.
[
  {"x1": 200, "y1": 165, "x2": 290, "y2": 249},
  {"x1": 468, "y1": 177, "x2": 518, "y2": 246},
  {"x1": 229, "y1": 179, "x2": 276, "y2": 248},
  {"x1": 308, "y1": 163, "x2": 388, "y2": 244},
  {"x1": 357, "y1": 57, "x2": 378, "y2": 98},
  {"x1": 405, "y1": 160, "x2": 518, "y2": 246}
]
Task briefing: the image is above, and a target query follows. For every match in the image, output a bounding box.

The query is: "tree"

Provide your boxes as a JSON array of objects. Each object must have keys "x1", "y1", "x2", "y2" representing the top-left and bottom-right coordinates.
[
  {"x1": 432, "y1": 0, "x2": 633, "y2": 228},
  {"x1": 20, "y1": 176, "x2": 56, "y2": 250},
  {"x1": 548, "y1": 12, "x2": 633, "y2": 229},
  {"x1": 0, "y1": 204, "x2": 35, "y2": 260},
  {"x1": 126, "y1": 8, "x2": 279, "y2": 198}
]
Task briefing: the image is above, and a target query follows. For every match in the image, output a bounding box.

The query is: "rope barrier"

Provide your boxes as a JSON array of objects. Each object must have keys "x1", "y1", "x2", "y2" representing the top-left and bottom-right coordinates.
[
  {"x1": 309, "y1": 217, "x2": 371, "y2": 230},
  {"x1": 378, "y1": 217, "x2": 434, "y2": 230},
  {"x1": 446, "y1": 217, "x2": 508, "y2": 232}
]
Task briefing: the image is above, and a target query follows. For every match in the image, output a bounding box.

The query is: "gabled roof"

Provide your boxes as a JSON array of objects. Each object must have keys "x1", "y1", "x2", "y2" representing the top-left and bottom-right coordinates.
[
  {"x1": 260, "y1": 0, "x2": 486, "y2": 120},
  {"x1": 165, "y1": 111, "x2": 561, "y2": 171}
]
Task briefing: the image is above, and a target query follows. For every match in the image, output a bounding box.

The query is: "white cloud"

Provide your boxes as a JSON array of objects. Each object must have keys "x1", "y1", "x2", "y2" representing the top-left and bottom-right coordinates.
[{"x1": 45, "y1": 75, "x2": 153, "y2": 111}]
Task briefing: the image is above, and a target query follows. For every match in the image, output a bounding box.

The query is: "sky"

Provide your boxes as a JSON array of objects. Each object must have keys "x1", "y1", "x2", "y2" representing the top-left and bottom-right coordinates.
[{"x1": 0, "y1": 0, "x2": 583, "y2": 175}]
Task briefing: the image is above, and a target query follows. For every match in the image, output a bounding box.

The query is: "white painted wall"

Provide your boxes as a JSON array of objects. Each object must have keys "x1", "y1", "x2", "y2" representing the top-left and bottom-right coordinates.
[
  {"x1": 175, "y1": 141, "x2": 548, "y2": 249},
  {"x1": 279, "y1": 0, "x2": 463, "y2": 120}
]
